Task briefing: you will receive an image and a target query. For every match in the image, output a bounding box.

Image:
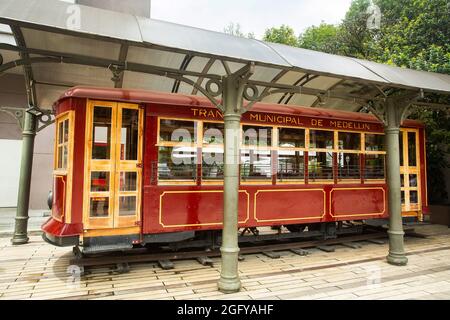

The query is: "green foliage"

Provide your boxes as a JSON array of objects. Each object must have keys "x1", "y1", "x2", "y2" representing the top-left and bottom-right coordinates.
[
  {"x1": 263, "y1": 25, "x2": 299, "y2": 47},
  {"x1": 248, "y1": 0, "x2": 450, "y2": 203},
  {"x1": 298, "y1": 23, "x2": 340, "y2": 54}
]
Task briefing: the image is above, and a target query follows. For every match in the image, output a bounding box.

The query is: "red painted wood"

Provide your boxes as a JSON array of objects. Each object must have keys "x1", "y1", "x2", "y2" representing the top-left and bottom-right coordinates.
[
  {"x1": 330, "y1": 186, "x2": 387, "y2": 218},
  {"x1": 52, "y1": 175, "x2": 67, "y2": 221},
  {"x1": 44, "y1": 87, "x2": 426, "y2": 241}
]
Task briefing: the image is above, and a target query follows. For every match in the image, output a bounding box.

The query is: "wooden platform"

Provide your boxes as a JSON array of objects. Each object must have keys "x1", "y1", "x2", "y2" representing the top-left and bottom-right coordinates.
[{"x1": 1, "y1": 224, "x2": 450, "y2": 300}]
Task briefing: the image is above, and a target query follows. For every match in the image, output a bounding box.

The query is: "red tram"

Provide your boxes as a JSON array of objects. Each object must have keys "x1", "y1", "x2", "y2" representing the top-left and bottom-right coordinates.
[{"x1": 42, "y1": 87, "x2": 428, "y2": 251}]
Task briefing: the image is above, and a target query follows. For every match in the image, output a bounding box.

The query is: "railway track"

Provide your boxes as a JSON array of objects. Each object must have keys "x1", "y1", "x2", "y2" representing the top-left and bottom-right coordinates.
[{"x1": 69, "y1": 227, "x2": 427, "y2": 275}]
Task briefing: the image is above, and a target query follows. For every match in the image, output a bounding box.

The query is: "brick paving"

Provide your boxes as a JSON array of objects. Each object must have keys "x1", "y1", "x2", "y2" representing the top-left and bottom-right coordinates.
[{"x1": 0, "y1": 224, "x2": 449, "y2": 300}]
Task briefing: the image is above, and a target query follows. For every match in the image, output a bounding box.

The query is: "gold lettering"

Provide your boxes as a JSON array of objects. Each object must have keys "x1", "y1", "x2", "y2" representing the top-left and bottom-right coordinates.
[
  {"x1": 192, "y1": 108, "x2": 199, "y2": 117},
  {"x1": 317, "y1": 120, "x2": 323, "y2": 127}
]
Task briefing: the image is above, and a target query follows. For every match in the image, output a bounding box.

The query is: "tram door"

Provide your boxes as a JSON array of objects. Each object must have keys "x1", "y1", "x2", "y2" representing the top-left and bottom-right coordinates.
[
  {"x1": 84, "y1": 100, "x2": 144, "y2": 230},
  {"x1": 399, "y1": 129, "x2": 421, "y2": 217}
]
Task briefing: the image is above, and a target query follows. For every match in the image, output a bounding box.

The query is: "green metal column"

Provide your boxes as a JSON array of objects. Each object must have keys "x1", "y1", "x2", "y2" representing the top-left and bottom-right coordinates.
[
  {"x1": 385, "y1": 100, "x2": 408, "y2": 266},
  {"x1": 11, "y1": 111, "x2": 37, "y2": 245},
  {"x1": 218, "y1": 76, "x2": 242, "y2": 293}
]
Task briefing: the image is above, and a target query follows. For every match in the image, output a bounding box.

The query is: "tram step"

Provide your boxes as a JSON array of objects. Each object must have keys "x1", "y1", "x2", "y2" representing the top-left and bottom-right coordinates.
[
  {"x1": 158, "y1": 260, "x2": 175, "y2": 270},
  {"x1": 262, "y1": 251, "x2": 281, "y2": 259}
]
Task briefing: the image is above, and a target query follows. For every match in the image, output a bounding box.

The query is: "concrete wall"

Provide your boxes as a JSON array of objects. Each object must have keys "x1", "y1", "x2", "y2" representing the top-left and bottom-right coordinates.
[
  {"x1": 0, "y1": 73, "x2": 54, "y2": 209},
  {"x1": 76, "y1": 0, "x2": 151, "y2": 18}
]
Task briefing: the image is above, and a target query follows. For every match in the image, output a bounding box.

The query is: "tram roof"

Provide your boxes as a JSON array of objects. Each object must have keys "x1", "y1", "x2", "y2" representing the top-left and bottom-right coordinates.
[{"x1": 0, "y1": 0, "x2": 449, "y2": 112}]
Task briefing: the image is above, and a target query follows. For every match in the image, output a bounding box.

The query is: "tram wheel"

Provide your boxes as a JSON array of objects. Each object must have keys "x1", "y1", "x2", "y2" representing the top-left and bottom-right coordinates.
[{"x1": 285, "y1": 224, "x2": 306, "y2": 233}]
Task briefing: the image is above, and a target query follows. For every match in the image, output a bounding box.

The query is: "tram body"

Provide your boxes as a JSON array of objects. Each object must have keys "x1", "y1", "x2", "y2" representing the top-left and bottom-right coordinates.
[{"x1": 42, "y1": 87, "x2": 428, "y2": 250}]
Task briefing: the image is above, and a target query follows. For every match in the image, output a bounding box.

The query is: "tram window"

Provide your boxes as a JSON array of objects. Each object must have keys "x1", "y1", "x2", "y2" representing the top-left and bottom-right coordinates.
[
  {"x1": 338, "y1": 153, "x2": 361, "y2": 180},
  {"x1": 408, "y1": 132, "x2": 417, "y2": 166},
  {"x1": 401, "y1": 191, "x2": 405, "y2": 205},
  {"x1": 56, "y1": 118, "x2": 70, "y2": 170},
  {"x1": 119, "y1": 196, "x2": 137, "y2": 216},
  {"x1": 202, "y1": 147, "x2": 224, "y2": 180},
  {"x1": 278, "y1": 150, "x2": 305, "y2": 180},
  {"x1": 310, "y1": 130, "x2": 334, "y2": 149},
  {"x1": 203, "y1": 122, "x2": 224, "y2": 145},
  {"x1": 158, "y1": 147, "x2": 197, "y2": 180},
  {"x1": 119, "y1": 172, "x2": 137, "y2": 191},
  {"x1": 91, "y1": 172, "x2": 110, "y2": 192},
  {"x1": 278, "y1": 128, "x2": 305, "y2": 148},
  {"x1": 308, "y1": 151, "x2": 333, "y2": 181},
  {"x1": 409, "y1": 174, "x2": 418, "y2": 188},
  {"x1": 92, "y1": 107, "x2": 112, "y2": 160},
  {"x1": 241, "y1": 150, "x2": 272, "y2": 180},
  {"x1": 365, "y1": 134, "x2": 385, "y2": 151},
  {"x1": 90, "y1": 198, "x2": 109, "y2": 217},
  {"x1": 242, "y1": 125, "x2": 272, "y2": 147},
  {"x1": 121, "y1": 109, "x2": 139, "y2": 161},
  {"x1": 159, "y1": 119, "x2": 197, "y2": 144},
  {"x1": 338, "y1": 132, "x2": 361, "y2": 151},
  {"x1": 399, "y1": 134, "x2": 404, "y2": 166},
  {"x1": 410, "y1": 191, "x2": 418, "y2": 204},
  {"x1": 365, "y1": 154, "x2": 385, "y2": 180},
  {"x1": 400, "y1": 174, "x2": 405, "y2": 187}
]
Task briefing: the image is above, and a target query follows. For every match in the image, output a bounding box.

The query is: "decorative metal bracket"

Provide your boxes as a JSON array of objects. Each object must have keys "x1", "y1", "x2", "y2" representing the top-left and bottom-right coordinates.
[
  {"x1": 366, "y1": 91, "x2": 422, "y2": 128},
  {"x1": 25, "y1": 106, "x2": 55, "y2": 132},
  {"x1": 0, "y1": 106, "x2": 25, "y2": 130}
]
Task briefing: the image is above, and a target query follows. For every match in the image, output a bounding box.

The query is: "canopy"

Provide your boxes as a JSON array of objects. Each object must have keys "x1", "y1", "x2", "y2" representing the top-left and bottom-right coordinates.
[{"x1": 0, "y1": 0, "x2": 449, "y2": 111}]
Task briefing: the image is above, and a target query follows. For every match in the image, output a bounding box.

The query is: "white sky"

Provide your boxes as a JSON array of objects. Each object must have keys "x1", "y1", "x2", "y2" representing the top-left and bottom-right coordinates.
[
  {"x1": 59, "y1": 0, "x2": 353, "y2": 39},
  {"x1": 151, "y1": 0, "x2": 353, "y2": 39}
]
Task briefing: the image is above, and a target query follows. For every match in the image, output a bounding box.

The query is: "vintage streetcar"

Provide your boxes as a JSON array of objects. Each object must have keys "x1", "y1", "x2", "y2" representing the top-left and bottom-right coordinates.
[{"x1": 42, "y1": 87, "x2": 428, "y2": 252}]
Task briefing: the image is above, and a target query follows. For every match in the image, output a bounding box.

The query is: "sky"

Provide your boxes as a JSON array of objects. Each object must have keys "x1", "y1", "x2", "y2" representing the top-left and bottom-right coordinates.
[
  {"x1": 151, "y1": 0, "x2": 354, "y2": 39},
  {"x1": 58, "y1": 0, "x2": 354, "y2": 39}
]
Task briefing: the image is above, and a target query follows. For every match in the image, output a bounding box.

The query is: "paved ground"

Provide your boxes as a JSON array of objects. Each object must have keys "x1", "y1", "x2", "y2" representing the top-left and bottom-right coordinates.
[
  {"x1": 0, "y1": 208, "x2": 50, "y2": 236},
  {"x1": 0, "y1": 224, "x2": 449, "y2": 300}
]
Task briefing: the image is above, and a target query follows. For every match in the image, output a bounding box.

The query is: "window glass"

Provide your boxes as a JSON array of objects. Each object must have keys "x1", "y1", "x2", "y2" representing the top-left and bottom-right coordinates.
[
  {"x1": 409, "y1": 174, "x2": 418, "y2": 188},
  {"x1": 202, "y1": 147, "x2": 224, "y2": 180},
  {"x1": 90, "y1": 198, "x2": 109, "y2": 217},
  {"x1": 158, "y1": 147, "x2": 197, "y2": 180},
  {"x1": 337, "y1": 153, "x2": 360, "y2": 180},
  {"x1": 241, "y1": 150, "x2": 272, "y2": 180},
  {"x1": 57, "y1": 146, "x2": 63, "y2": 169},
  {"x1": 278, "y1": 128, "x2": 305, "y2": 148},
  {"x1": 58, "y1": 121, "x2": 64, "y2": 145},
  {"x1": 159, "y1": 119, "x2": 197, "y2": 143},
  {"x1": 120, "y1": 172, "x2": 137, "y2": 191},
  {"x1": 310, "y1": 130, "x2": 334, "y2": 149},
  {"x1": 365, "y1": 134, "x2": 385, "y2": 151},
  {"x1": 278, "y1": 150, "x2": 305, "y2": 180},
  {"x1": 119, "y1": 196, "x2": 137, "y2": 216},
  {"x1": 408, "y1": 132, "x2": 417, "y2": 167},
  {"x1": 63, "y1": 119, "x2": 69, "y2": 143},
  {"x1": 365, "y1": 154, "x2": 385, "y2": 180},
  {"x1": 91, "y1": 172, "x2": 110, "y2": 192},
  {"x1": 401, "y1": 191, "x2": 405, "y2": 204},
  {"x1": 399, "y1": 133, "x2": 404, "y2": 166},
  {"x1": 338, "y1": 132, "x2": 361, "y2": 150},
  {"x1": 308, "y1": 151, "x2": 333, "y2": 181},
  {"x1": 92, "y1": 107, "x2": 112, "y2": 160},
  {"x1": 242, "y1": 125, "x2": 272, "y2": 147},
  {"x1": 203, "y1": 122, "x2": 224, "y2": 145},
  {"x1": 400, "y1": 174, "x2": 405, "y2": 187},
  {"x1": 410, "y1": 191, "x2": 418, "y2": 204},
  {"x1": 121, "y1": 109, "x2": 139, "y2": 160}
]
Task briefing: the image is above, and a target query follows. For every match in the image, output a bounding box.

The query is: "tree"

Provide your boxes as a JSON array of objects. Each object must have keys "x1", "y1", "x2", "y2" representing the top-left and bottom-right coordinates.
[
  {"x1": 263, "y1": 25, "x2": 299, "y2": 47},
  {"x1": 223, "y1": 22, "x2": 255, "y2": 39},
  {"x1": 298, "y1": 23, "x2": 340, "y2": 54}
]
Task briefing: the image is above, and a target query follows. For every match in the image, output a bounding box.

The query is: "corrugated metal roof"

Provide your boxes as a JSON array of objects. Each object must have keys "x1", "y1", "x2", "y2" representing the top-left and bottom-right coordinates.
[{"x1": 0, "y1": 0, "x2": 449, "y2": 111}]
